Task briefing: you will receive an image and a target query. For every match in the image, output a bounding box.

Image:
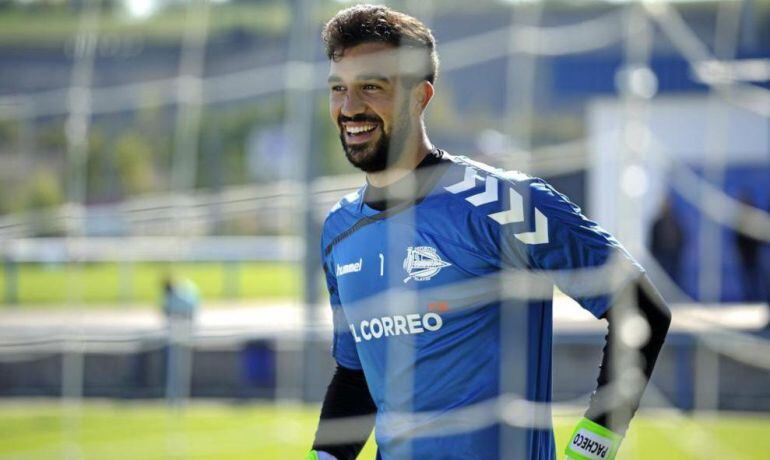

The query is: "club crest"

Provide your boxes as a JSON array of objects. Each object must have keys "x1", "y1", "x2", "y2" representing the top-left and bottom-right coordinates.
[{"x1": 403, "y1": 246, "x2": 451, "y2": 283}]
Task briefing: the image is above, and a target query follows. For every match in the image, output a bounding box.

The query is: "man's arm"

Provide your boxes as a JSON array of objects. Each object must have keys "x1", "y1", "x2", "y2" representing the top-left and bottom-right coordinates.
[
  {"x1": 586, "y1": 274, "x2": 671, "y2": 433},
  {"x1": 480, "y1": 178, "x2": 671, "y2": 457},
  {"x1": 565, "y1": 274, "x2": 671, "y2": 459},
  {"x1": 311, "y1": 364, "x2": 377, "y2": 460},
  {"x1": 314, "y1": 215, "x2": 375, "y2": 460}
]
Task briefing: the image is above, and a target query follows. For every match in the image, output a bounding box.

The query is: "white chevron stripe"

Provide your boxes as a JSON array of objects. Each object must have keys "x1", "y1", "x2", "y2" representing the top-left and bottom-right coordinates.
[
  {"x1": 331, "y1": 191, "x2": 360, "y2": 213},
  {"x1": 514, "y1": 208, "x2": 549, "y2": 245},
  {"x1": 444, "y1": 166, "x2": 477, "y2": 194},
  {"x1": 444, "y1": 161, "x2": 550, "y2": 246},
  {"x1": 466, "y1": 176, "x2": 498, "y2": 206},
  {"x1": 488, "y1": 188, "x2": 524, "y2": 225}
]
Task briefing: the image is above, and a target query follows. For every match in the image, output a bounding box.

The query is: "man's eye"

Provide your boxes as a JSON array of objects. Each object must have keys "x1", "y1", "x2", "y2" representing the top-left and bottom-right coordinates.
[
  {"x1": 331, "y1": 85, "x2": 345, "y2": 92},
  {"x1": 362, "y1": 84, "x2": 381, "y2": 91}
]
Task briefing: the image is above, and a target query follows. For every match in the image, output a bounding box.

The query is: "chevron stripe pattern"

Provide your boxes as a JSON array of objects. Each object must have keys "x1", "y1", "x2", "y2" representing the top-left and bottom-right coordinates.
[
  {"x1": 466, "y1": 176, "x2": 498, "y2": 206},
  {"x1": 444, "y1": 166, "x2": 478, "y2": 194},
  {"x1": 488, "y1": 188, "x2": 523, "y2": 225},
  {"x1": 445, "y1": 166, "x2": 549, "y2": 245}
]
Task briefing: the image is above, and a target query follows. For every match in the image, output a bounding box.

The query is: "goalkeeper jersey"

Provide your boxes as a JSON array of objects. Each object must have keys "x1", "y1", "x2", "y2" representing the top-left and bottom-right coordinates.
[{"x1": 320, "y1": 152, "x2": 642, "y2": 460}]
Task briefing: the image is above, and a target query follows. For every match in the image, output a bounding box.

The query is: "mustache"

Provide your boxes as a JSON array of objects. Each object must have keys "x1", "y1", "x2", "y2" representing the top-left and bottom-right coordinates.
[{"x1": 338, "y1": 114, "x2": 381, "y2": 124}]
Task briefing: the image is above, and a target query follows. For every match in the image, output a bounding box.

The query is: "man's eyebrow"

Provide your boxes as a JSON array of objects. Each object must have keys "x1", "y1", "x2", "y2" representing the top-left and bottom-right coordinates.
[
  {"x1": 357, "y1": 74, "x2": 390, "y2": 83},
  {"x1": 326, "y1": 74, "x2": 390, "y2": 84}
]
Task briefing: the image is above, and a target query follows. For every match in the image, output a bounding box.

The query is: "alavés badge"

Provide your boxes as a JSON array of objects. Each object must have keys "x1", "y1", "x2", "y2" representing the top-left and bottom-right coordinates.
[{"x1": 403, "y1": 246, "x2": 452, "y2": 283}]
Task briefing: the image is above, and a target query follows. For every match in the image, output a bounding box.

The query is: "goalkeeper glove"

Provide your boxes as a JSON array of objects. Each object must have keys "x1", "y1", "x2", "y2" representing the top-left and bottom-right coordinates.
[
  {"x1": 564, "y1": 417, "x2": 623, "y2": 460},
  {"x1": 305, "y1": 450, "x2": 337, "y2": 460}
]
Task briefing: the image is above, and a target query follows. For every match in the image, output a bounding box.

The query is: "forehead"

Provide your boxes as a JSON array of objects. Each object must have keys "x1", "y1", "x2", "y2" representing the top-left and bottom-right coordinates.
[{"x1": 328, "y1": 42, "x2": 426, "y2": 81}]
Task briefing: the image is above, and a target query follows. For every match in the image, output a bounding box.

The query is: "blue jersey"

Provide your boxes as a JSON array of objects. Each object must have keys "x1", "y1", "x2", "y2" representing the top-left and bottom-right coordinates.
[{"x1": 321, "y1": 153, "x2": 642, "y2": 459}]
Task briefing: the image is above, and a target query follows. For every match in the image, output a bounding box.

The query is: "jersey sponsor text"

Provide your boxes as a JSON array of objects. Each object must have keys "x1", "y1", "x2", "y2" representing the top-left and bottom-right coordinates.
[{"x1": 350, "y1": 312, "x2": 443, "y2": 342}]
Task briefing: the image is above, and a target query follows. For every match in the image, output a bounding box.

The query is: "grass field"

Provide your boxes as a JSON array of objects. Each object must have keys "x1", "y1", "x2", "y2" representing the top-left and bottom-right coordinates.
[
  {"x1": 1, "y1": 402, "x2": 768, "y2": 460},
  {"x1": 0, "y1": 262, "x2": 299, "y2": 307}
]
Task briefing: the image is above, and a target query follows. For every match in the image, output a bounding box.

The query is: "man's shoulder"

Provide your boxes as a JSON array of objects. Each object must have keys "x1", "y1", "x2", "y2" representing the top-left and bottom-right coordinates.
[
  {"x1": 322, "y1": 187, "x2": 364, "y2": 238},
  {"x1": 443, "y1": 153, "x2": 532, "y2": 184},
  {"x1": 440, "y1": 153, "x2": 548, "y2": 200},
  {"x1": 438, "y1": 153, "x2": 566, "y2": 218},
  {"x1": 327, "y1": 188, "x2": 363, "y2": 216}
]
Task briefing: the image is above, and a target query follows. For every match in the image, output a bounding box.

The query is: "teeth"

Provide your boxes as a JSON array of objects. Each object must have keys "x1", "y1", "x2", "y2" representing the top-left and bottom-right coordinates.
[{"x1": 346, "y1": 124, "x2": 376, "y2": 135}]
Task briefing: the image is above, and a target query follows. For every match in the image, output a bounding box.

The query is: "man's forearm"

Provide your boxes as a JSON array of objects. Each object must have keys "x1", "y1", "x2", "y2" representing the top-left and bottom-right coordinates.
[
  {"x1": 312, "y1": 364, "x2": 377, "y2": 460},
  {"x1": 585, "y1": 274, "x2": 672, "y2": 434}
]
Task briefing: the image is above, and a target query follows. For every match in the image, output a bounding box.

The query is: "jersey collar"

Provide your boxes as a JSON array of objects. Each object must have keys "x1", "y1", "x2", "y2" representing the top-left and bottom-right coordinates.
[{"x1": 357, "y1": 148, "x2": 449, "y2": 216}]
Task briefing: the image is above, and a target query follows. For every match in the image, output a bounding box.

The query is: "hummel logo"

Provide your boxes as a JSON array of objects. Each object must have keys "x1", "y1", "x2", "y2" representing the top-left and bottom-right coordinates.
[
  {"x1": 336, "y1": 258, "x2": 363, "y2": 276},
  {"x1": 403, "y1": 246, "x2": 451, "y2": 283}
]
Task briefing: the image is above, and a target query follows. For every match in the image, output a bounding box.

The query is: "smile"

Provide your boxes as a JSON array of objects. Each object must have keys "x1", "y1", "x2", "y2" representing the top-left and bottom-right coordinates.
[
  {"x1": 345, "y1": 123, "x2": 377, "y2": 134},
  {"x1": 343, "y1": 122, "x2": 380, "y2": 144}
]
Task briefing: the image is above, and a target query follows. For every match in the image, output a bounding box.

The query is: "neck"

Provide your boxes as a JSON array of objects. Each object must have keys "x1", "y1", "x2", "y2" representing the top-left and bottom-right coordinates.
[{"x1": 366, "y1": 127, "x2": 433, "y2": 188}]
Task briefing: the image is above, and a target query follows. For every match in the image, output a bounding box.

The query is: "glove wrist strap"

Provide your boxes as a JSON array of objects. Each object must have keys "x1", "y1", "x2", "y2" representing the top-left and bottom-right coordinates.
[
  {"x1": 306, "y1": 451, "x2": 337, "y2": 460},
  {"x1": 565, "y1": 417, "x2": 623, "y2": 460}
]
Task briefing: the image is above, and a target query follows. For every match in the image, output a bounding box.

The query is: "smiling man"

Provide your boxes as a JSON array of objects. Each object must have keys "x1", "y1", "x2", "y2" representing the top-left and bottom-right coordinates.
[
  {"x1": 309, "y1": 5, "x2": 670, "y2": 460},
  {"x1": 327, "y1": 31, "x2": 436, "y2": 183}
]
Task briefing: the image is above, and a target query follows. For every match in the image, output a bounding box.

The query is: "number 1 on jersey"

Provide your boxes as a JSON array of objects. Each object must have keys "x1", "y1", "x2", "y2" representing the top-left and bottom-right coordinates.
[{"x1": 379, "y1": 253, "x2": 384, "y2": 276}]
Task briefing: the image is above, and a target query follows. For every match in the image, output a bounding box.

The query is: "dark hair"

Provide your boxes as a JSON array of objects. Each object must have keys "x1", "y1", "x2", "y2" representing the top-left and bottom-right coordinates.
[{"x1": 322, "y1": 4, "x2": 439, "y2": 84}]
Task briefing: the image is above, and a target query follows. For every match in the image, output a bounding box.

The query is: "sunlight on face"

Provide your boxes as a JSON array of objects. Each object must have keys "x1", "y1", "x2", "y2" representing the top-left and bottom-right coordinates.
[{"x1": 328, "y1": 43, "x2": 422, "y2": 172}]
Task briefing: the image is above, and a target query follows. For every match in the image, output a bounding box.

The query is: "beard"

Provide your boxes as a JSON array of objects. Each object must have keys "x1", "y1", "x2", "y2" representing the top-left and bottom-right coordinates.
[{"x1": 339, "y1": 108, "x2": 410, "y2": 173}]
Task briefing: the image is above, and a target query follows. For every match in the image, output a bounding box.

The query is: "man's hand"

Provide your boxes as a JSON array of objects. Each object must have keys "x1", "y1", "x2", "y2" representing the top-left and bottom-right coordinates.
[
  {"x1": 564, "y1": 417, "x2": 623, "y2": 460},
  {"x1": 306, "y1": 450, "x2": 338, "y2": 460}
]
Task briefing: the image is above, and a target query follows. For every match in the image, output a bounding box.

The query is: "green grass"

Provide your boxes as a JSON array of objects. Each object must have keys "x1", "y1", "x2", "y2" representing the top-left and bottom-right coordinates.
[
  {"x1": 0, "y1": 262, "x2": 299, "y2": 307},
  {"x1": 0, "y1": 402, "x2": 768, "y2": 459}
]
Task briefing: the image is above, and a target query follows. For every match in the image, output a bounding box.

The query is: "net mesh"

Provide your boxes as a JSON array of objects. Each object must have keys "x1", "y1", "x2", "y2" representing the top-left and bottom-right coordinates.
[{"x1": 0, "y1": 1, "x2": 768, "y2": 459}]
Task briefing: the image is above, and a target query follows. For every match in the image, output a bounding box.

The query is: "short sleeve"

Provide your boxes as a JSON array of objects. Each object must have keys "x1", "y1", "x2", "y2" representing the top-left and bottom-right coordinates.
[
  {"x1": 495, "y1": 179, "x2": 643, "y2": 318},
  {"x1": 322, "y1": 240, "x2": 363, "y2": 370}
]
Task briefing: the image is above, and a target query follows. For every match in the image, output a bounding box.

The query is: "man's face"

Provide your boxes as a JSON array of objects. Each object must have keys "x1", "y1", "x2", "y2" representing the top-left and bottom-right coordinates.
[{"x1": 328, "y1": 42, "x2": 416, "y2": 172}]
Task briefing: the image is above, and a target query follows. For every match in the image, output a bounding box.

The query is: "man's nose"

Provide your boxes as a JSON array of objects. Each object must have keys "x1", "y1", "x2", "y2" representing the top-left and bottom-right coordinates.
[{"x1": 341, "y1": 91, "x2": 365, "y2": 116}]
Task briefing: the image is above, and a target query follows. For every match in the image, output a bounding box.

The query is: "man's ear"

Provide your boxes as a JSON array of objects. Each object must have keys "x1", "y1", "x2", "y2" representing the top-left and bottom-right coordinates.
[{"x1": 412, "y1": 80, "x2": 434, "y2": 113}]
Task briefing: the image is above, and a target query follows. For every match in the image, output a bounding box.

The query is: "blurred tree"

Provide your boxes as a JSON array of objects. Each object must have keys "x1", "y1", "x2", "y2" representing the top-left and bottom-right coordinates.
[
  {"x1": 196, "y1": 100, "x2": 284, "y2": 188},
  {"x1": 115, "y1": 132, "x2": 157, "y2": 196},
  {"x1": 13, "y1": 167, "x2": 65, "y2": 236},
  {"x1": 135, "y1": 102, "x2": 174, "y2": 193},
  {"x1": 24, "y1": 168, "x2": 64, "y2": 236},
  {"x1": 24, "y1": 168, "x2": 62, "y2": 210},
  {"x1": 37, "y1": 123, "x2": 66, "y2": 153},
  {"x1": 0, "y1": 119, "x2": 18, "y2": 148},
  {"x1": 84, "y1": 127, "x2": 112, "y2": 203}
]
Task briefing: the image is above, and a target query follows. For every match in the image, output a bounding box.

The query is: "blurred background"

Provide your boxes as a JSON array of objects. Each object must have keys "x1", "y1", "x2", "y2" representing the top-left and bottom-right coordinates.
[{"x1": 0, "y1": 0, "x2": 769, "y2": 458}]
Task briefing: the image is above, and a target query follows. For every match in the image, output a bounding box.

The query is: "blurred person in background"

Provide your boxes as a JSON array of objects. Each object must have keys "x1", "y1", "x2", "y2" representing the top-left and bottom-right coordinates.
[
  {"x1": 162, "y1": 276, "x2": 199, "y2": 405},
  {"x1": 761, "y1": 190, "x2": 770, "y2": 330},
  {"x1": 649, "y1": 195, "x2": 684, "y2": 286},
  {"x1": 734, "y1": 190, "x2": 763, "y2": 303},
  {"x1": 309, "y1": 5, "x2": 670, "y2": 460}
]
